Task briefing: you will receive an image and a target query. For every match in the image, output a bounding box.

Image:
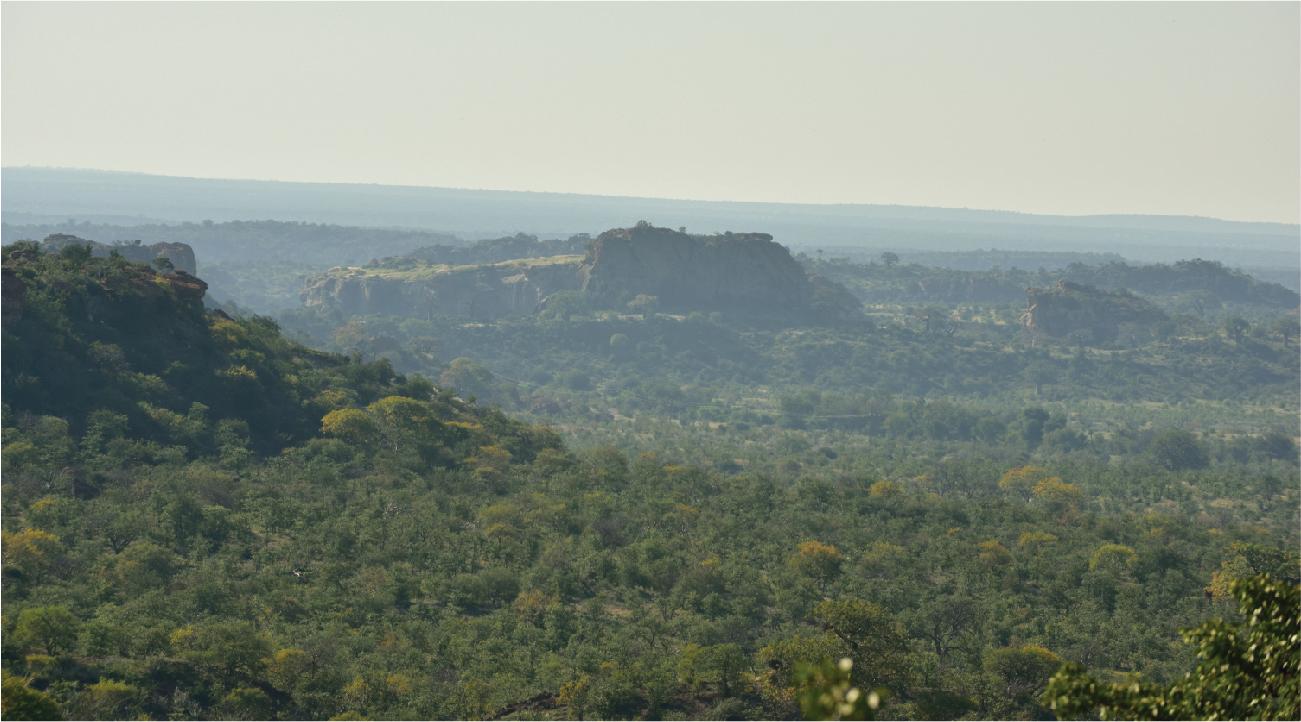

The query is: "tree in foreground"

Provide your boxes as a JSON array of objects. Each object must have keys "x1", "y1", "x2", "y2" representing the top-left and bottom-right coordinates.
[
  {"x1": 1044, "y1": 574, "x2": 1299, "y2": 720},
  {"x1": 797, "y1": 658, "x2": 882, "y2": 721}
]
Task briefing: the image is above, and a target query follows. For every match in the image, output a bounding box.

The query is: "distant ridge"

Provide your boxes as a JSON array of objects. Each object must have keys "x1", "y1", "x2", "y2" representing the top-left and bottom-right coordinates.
[{"x1": 4, "y1": 166, "x2": 1298, "y2": 268}]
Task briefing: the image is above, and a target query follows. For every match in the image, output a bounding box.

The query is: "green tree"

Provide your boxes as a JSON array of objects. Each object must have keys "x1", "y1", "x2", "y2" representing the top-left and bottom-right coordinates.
[
  {"x1": 1149, "y1": 429, "x2": 1209, "y2": 471},
  {"x1": 74, "y1": 679, "x2": 142, "y2": 721},
  {"x1": 169, "y1": 622, "x2": 271, "y2": 688},
  {"x1": 985, "y1": 645, "x2": 1061, "y2": 716},
  {"x1": 540, "y1": 290, "x2": 589, "y2": 321},
  {"x1": 1, "y1": 672, "x2": 63, "y2": 720},
  {"x1": 216, "y1": 686, "x2": 274, "y2": 720},
  {"x1": 791, "y1": 540, "x2": 844, "y2": 593},
  {"x1": 108, "y1": 539, "x2": 178, "y2": 595},
  {"x1": 320, "y1": 407, "x2": 380, "y2": 447},
  {"x1": 1, "y1": 529, "x2": 64, "y2": 581},
  {"x1": 11, "y1": 606, "x2": 79, "y2": 655},
  {"x1": 813, "y1": 599, "x2": 908, "y2": 691},
  {"x1": 1045, "y1": 575, "x2": 1300, "y2": 720},
  {"x1": 438, "y1": 357, "x2": 508, "y2": 405}
]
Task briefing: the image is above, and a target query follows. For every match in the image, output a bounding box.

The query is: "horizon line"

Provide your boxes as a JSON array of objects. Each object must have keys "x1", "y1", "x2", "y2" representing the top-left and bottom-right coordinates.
[{"x1": 4, "y1": 164, "x2": 1298, "y2": 229}]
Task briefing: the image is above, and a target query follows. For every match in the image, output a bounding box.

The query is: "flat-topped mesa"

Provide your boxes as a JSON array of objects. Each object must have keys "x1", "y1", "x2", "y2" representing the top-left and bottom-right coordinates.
[
  {"x1": 39, "y1": 233, "x2": 198, "y2": 275},
  {"x1": 579, "y1": 222, "x2": 823, "y2": 316},
  {"x1": 399, "y1": 233, "x2": 590, "y2": 267},
  {"x1": 300, "y1": 222, "x2": 861, "y2": 322}
]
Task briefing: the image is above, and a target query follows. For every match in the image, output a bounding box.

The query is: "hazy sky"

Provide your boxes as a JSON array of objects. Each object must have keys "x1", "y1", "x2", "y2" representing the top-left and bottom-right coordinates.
[{"x1": 3, "y1": 2, "x2": 1298, "y2": 223}]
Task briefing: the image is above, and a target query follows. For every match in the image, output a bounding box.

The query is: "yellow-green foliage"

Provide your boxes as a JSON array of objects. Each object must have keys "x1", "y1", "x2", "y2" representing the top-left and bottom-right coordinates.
[{"x1": 1088, "y1": 543, "x2": 1137, "y2": 572}]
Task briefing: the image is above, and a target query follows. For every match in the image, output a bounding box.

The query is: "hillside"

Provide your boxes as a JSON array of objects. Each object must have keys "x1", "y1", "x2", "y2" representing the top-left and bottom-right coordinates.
[
  {"x1": 1, "y1": 220, "x2": 471, "y2": 314},
  {"x1": 1, "y1": 240, "x2": 556, "y2": 460},
  {"x1": 810, "y1": 257, "x2": 1301, "y2": 310}
]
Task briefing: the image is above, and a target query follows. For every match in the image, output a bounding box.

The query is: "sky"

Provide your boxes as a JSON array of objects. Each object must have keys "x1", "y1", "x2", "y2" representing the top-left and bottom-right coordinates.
[{"x1": 2, "y1": 2, "x2": 1298, "y2": 224}]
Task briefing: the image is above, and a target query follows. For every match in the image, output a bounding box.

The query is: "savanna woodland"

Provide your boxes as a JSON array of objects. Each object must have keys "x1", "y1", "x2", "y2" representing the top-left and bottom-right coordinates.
[{"x1": 1, "y1": 217, "x2": 1297, "y2": 721}]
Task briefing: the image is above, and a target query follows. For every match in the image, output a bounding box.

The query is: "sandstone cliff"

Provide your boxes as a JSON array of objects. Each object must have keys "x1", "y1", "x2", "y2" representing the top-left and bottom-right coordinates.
[{"x1": 580, "y1": 222, "x2": 853, "y2": 319}]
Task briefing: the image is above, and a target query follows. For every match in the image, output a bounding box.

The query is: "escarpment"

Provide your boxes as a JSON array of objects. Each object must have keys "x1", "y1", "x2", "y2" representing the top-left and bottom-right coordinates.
[
  {"x1": 302, "y1": 256, "x2": 584, "y2": 320},
  {"x1": 300, "y1": 222, "x2": 860, "y2": 322}
]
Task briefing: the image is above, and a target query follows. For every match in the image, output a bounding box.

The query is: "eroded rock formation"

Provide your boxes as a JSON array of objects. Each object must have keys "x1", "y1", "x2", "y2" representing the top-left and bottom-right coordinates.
[
  {"x1": 39, "y1": 234, "x2": 197, "y2": 275},
  {"x1": 300, "y1": 222, "x2": 860, "y2": 322},
  {"x1": 1021, "y1": 280, "x2": 1169, "y2": 343},
  {"x1": 579, "y1": 223, "x2": 820, "y2": 315}
]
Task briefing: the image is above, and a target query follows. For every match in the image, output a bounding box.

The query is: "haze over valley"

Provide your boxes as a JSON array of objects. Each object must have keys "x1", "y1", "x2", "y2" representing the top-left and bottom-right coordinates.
[{"x1": 2, "y1": 3, "x2": 1298, "y2": 721}]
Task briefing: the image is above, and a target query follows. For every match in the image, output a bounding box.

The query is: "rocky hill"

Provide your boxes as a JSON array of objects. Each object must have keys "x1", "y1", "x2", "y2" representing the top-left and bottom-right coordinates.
[
  {"x1": 1021, "y1": 280, "x2": 1170, "y2": 344},
  {"x1": 301, "y1": 222, "x2": 860, "y2": 322},
  {"x1": 37, "y1": 233, "x2": 197, "y2": 274},
  {"x1": 2, "y1": 239, "x2": 552, "y2": 458},
  {"x1": 579, "y1": 222, "x2": 845, "y2": 318}
]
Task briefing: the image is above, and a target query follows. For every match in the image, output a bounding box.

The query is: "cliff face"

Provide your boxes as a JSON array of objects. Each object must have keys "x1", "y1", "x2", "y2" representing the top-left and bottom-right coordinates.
[
  {"x1": 301, "y1": 256, "x2": 583, "y2": 320},
  {"x1": 39, "y1": 234, "x2": 198, "y2": 275},
  {"x1": 579, "y1": 223, "x2": 839, "y2": 317},
  {"x1": 1021, "y1": 280, "x2": 1169, "y2": 343}
]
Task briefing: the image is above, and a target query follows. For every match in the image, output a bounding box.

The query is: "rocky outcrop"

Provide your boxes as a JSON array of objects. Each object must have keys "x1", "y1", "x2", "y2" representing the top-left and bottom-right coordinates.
[
  {"x1": 168, "y1": 270, "x2": 209, "y2": 302},
  {"x1": 1021, "y1": 280, "x2": 1169, "y2": 343},
  {"x1": 39, "y1": 234, "x2": 197, "y2": 275},
  {"x1": 580, "y1": 222, "x2": 854, "y2": 318},
  {"x1": 301, "y1": 222, "x2": 860, "y2": 322},
  {"x1": 301, "y1": 256, "x2": 583, "y2": 320}
]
